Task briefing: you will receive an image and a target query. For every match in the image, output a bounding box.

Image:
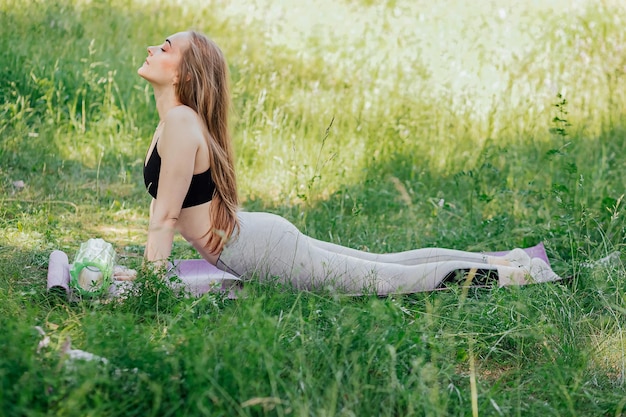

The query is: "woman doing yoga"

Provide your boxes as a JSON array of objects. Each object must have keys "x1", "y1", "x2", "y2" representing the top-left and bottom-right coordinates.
[{"x1": 132, "y1": 30, "x2": 561, "y2": 294}]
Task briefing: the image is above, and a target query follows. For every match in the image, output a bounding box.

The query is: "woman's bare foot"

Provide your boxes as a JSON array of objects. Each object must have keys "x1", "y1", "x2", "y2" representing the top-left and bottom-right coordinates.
[
  {"x1": 528, "y1": 258, "x2": 562, "y2": 283},
  {"x1": 488, "y1": 248, "x2": 532, "y2": 268},
  {"x1": 496, "y1": 257, "x2": 562, "y2": 286}
]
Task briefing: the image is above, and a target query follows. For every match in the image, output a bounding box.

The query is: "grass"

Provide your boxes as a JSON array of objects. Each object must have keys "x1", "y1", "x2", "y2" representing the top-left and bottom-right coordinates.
[{"x1": 1, "y1": 0, "x2": 626, "y2": 415}]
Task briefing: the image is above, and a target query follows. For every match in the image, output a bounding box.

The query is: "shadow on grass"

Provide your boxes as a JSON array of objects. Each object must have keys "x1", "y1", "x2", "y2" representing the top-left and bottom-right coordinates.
[
  {"x1": 3, "y1": 0, "x2": 625, "y2": 264},
  {"x1": 245, "y1": 121, "x2": 626, "y2": 276},
  {"x1": 2, "y1": 2, "x2": 626, "y2": 414}
]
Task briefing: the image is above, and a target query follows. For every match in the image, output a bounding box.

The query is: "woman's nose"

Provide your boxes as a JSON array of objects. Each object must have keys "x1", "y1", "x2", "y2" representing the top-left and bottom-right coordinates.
[{"x1": 147, "y1": 46, "x2": 155, "y2": 55}]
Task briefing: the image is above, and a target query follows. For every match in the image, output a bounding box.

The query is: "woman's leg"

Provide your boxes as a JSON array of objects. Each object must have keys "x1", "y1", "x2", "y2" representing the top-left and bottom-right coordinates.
[
  {"x1": 305, "y1": 236, "x2": 514, "y2": 265},
  {"x1": 216, "y1": 212, "x2": 533, "y2": 294}
]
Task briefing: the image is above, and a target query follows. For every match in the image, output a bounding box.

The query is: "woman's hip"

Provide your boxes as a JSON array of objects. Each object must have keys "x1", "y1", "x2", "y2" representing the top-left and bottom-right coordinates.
[{"x1": 216, "y1": 211, "x2": 303, "y2": 276}]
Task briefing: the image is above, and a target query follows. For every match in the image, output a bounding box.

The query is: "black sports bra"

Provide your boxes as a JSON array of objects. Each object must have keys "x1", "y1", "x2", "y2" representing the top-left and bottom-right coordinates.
[{"x1": 143, "y1": 142, "x2": 216, "y2": 208}]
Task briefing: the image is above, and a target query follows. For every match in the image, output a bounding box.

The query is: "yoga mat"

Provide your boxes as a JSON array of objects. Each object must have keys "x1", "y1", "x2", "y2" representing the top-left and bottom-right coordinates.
[
  {"x1": 46, "y1": 243, "x2": 553, "y2": 298},
  {"x1": 46, "y1": 250, "x2": 241, "y2": 300},
  {"x1": 167, "y1": 259, "x2": 242, "y2": 298},
  {"x1": 47, "y1": 250, "x2": 71, "y2": 294}
]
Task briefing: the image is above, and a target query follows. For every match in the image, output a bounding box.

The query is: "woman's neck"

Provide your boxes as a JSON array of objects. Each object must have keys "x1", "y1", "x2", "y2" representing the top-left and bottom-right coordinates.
[{"x1": 152, "y1": 86, "x2": 182, "y2": 121}]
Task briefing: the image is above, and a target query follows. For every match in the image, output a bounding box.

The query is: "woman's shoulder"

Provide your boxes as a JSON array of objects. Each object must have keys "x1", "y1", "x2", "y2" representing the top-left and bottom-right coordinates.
[
  {"x1": 159, "y1": 105, "x2": 205, "y2": 148},
  {"x1": 162, "y1": 105, "x2": 204, "y2": 139},
  {"x1": 164, "y1": 104, "x2": 200, "y2": 124}
]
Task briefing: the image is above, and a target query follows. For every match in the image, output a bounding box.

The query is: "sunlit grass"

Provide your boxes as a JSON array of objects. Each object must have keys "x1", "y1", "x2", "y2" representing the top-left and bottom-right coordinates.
[{"x1": 1, "y1": 0, "x2": 626, "y2": 415}]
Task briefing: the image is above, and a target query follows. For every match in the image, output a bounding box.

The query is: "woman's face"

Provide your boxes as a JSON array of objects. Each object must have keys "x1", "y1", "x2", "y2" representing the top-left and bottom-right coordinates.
[{"x1": 137, "y1": 32, "x2": 190, "y2": 86}]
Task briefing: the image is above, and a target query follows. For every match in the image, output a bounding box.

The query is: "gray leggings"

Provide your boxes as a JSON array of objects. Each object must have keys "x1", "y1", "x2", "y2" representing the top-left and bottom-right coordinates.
[{"x1": 216, "y1": 211, "x2": 524, "y2": 295}]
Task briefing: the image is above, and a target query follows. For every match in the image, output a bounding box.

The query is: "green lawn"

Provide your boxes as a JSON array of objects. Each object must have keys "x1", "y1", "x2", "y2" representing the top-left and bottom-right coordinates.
[{"x1": 1, "y1": 0, "x2": 625, "y2": 415}]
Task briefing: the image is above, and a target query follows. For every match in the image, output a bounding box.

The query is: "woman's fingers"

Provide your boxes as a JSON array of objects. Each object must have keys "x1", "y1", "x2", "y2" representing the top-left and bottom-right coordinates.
[{"x1": 113, "y1": 265, "x2": 138, "y2": 281}]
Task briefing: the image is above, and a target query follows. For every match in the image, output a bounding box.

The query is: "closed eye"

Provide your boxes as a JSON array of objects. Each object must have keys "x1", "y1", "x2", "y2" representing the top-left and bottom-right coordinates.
[{"x1": 161, "y1": 38, "x2": 172, "y2": 53}]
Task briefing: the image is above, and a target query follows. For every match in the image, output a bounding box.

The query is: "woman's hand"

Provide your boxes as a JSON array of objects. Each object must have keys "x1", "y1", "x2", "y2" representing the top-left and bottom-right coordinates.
[{"x1": 113, "y1": 265, "x2": 138, "y2": 281}]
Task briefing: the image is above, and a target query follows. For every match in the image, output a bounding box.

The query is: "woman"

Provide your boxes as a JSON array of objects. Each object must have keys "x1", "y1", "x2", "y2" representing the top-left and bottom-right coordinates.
[{"x1": 132, "y1": 30, "x2": 560, "y2": 295}]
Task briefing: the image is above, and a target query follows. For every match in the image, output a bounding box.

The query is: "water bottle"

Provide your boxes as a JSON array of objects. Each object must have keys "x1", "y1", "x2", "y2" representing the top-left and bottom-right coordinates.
[{"x1": 70, "y1": 238, "x2": 116, "y2": 297}]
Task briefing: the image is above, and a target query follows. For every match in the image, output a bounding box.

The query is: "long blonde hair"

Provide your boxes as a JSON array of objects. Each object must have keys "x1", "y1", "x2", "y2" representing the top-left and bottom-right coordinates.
[{"x1": 176, "y1": 31, "x2": 239, "y2": 253}]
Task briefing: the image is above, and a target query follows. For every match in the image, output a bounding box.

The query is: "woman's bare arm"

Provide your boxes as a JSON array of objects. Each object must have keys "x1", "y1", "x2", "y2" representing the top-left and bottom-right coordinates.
[{"x1": 144, "y1": 106, "x2": 205, "y2": 266}]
